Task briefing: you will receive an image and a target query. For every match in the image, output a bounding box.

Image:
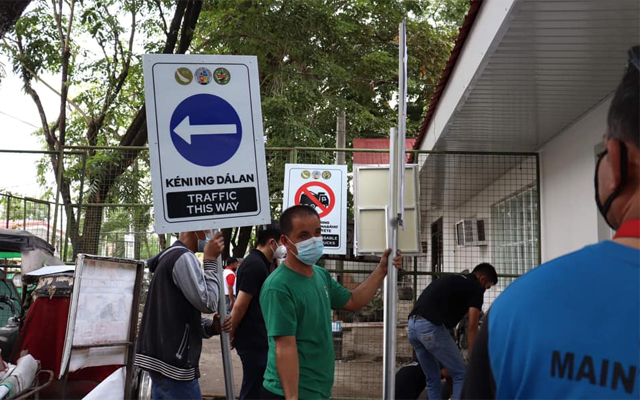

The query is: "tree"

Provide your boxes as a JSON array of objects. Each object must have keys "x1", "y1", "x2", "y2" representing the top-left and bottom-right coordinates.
[
  {"x1": 2, "y1": 0, "x2": 467, "y2": 259},
  {"x1": 1, "y1": 0, "x2": 205, "y2": 256},
  {"x1": 195, "y1": 0, "x2": 468, "y2": 255}
]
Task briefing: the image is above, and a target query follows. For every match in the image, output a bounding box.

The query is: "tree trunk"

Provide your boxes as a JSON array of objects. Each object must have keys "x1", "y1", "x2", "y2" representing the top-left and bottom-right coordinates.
[
  {"x1": 158, "y1": 234, "x2": 167, "y2": 250},
  {"x1": 233, "y1": 226, "x2": 253, "y2": 258},
  {"x1": 75, "y1": 203, "x2": 104, "y2": 256},
  {"x1": 221, "y1": 228, "x2": 233, "y2": 260}
]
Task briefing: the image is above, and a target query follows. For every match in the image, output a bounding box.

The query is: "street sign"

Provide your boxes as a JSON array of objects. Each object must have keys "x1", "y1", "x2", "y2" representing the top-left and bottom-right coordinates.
[
  {"x1": 283, "y1": 164, "x2": 347, "y2": 255},
  {"x1": 294, "y1": 182, "x2": 335, "y2": 218},
  {"x1": 143, "y1": 55, "x2": 271, "y2": 233}
]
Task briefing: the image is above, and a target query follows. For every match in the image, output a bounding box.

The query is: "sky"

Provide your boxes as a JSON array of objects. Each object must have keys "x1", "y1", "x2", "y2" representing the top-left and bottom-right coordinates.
[{"x1": 0, "y1": 54, "x2": 59, "y2": 199}]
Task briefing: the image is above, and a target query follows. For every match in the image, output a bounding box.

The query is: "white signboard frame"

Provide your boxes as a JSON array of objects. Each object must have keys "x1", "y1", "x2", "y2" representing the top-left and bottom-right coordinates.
[
  {"x1": 283, "y1": 164, "x2": 348, "y2": 255},
  {"x1": 354, "y1": 165, "x2": 421, "y2": 255},
  {"x1": 60, "y1": 254, "x2": 144, "y2": 391},
  {"x1": 144, "y1": 54, "x2": 271, "y2": 233}
]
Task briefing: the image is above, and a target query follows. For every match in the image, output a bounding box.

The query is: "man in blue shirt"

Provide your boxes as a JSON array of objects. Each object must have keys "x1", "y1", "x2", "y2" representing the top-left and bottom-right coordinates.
[{"x1": 463, "y1": 46, "x2": 640, "y2": 399}]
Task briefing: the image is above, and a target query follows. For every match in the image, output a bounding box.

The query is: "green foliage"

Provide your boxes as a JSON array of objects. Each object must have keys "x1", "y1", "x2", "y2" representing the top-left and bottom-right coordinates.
[
  {"x1": 197, "y1": 0, "x2": 467, "y2": 146},
  {"x1": 1, "y1": 0, "x2": 468, "y2": 256}
]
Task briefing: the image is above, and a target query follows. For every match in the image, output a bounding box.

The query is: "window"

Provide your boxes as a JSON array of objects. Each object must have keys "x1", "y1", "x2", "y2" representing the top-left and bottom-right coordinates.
[{"x1": 491, "y1": 186, "x2": 539, "y2": 288}]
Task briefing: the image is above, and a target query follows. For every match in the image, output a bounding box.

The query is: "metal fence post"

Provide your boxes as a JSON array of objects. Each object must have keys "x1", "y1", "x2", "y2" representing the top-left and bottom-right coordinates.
[{"x1": 5, "y1": 195, "x2": 11, "y2": 229}]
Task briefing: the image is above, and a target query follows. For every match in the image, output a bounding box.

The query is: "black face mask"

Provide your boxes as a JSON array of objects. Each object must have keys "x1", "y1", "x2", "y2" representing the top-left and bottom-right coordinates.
[{"x1": 594, "y1": 141, "x2": 628, "y2": 230}]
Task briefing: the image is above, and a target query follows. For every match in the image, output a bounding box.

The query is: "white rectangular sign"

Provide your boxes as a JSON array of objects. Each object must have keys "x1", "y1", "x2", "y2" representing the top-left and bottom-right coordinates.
[
  {"x1": 143, "y1": 54, "x2": 271, "y2": 233},
  {"x1": 354, "y1": 165, "x2": 421, "y2": 255},
  {"x1": 283, "y1": 164, "x2": 347, "y2": 255}
]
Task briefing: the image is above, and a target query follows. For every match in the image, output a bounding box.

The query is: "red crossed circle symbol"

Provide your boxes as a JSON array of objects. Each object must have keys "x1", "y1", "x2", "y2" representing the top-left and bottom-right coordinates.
[{"x1": 294, "y1": 182, "x2": 335, "y2": 218}]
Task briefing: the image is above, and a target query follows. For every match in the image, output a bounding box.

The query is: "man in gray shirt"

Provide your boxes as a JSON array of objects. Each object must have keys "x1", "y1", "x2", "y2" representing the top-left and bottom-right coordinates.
[{"x1": 135, "y1": 231, "x2": 231, "y2": 399}]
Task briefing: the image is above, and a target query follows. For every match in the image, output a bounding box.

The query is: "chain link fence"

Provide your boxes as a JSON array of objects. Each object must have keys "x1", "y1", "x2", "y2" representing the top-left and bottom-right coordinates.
[{"x1": 0, "y1": 147, "x2": 539, "y2": 398}]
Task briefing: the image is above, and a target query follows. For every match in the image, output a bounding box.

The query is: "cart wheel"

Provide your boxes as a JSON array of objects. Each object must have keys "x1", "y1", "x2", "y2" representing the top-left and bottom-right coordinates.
[{"x1": 137, "y1": 370, "x2": 152, "y2": 400}]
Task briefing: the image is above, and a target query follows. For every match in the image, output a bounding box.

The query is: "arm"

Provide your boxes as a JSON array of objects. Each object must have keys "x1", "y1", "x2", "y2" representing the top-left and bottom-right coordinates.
[
  {"x1": 173, "y1": 233, "x2": 224, "y2": 314},
  {"x1": 201, "y1": 314, "x2": 233, "y2": 338},
  {"x1": 230, "y1": 290, "x2": 253, "y2": 333},
  {"x1": 261, "y1": 287, "x2": 298, "y2": 399},
  {"x1": 342, "y1": 249, "x2": 402, "y2": 312},
  {"x1": 461, "y1": 311, "x2": 496, "y2": 399},
  {"x1": 467, "y1": 307, "x2": 481, "y2": 358},
  {"x1": 275, "y1": 336, "x2": 299, "y2": 400}
]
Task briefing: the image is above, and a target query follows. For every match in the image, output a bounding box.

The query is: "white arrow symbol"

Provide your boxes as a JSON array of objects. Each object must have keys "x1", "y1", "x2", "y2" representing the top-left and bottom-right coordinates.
[{"x1": 174, "y1": 116, "x2": 237, "y2": 145}]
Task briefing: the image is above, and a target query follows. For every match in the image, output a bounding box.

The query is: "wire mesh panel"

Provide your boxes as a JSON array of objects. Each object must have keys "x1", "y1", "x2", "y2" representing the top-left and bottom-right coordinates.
[
  {"x1": 0, "y1": 147, "x2": 540, "y2": 399},
  {"x1": 0, "y1": 193, "x2": 55, "y2": 244},
  {"x1": 414, "y1": 152, "x2": 539, "y2": 307}
]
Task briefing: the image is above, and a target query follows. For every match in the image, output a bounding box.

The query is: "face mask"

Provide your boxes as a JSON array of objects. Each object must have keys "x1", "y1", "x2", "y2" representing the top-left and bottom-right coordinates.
[
  {"x1": 197, "y1": 233, "x2": 212, "y2": 253},
  {"x1": 274, "y1": 244, "x2": 287, "y2": 260},
  {"x1": 594, "y1": 142, "x2": 628, "y2": 230},
  {"x1": 269, "y1": 240, "x2": 287, "y2": 260},
  {"x1": 288, "y1": 236, "x2": 324, "y2": 266}
]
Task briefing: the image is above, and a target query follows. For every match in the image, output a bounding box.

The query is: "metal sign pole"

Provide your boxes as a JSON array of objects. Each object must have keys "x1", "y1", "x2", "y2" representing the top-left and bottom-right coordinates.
[
  {"x1": 398, "y1": 18, "x2": 407, "y2": 226},
  {"x1": 383, "y1": 18, "x2": 407, "y2": 399},
  {"x1": 383, "y1": 127, "x2": 400, "y2": 400},
  {"x1": 211, "y1": 229, "x2": 236, "y2": 400}
]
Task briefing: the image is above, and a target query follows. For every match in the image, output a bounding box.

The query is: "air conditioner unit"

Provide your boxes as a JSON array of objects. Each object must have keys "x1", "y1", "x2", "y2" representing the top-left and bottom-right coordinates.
[{"x1": 455, "y1": 219, "x2": 487, "y2": 247}]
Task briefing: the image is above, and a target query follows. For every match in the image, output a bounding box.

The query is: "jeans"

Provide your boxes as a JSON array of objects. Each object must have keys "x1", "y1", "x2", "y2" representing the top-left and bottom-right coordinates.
[
  {"x1": 407, "y1": 316, "x2": 467, "y2": 400},
  {"x1": 149, "y1": 371, "x2": 202, "y2": 400},
  {"x1": 236, "y1": 346, "x2": 268, "y2": 399},
  {"x1": 225, "y1": 295, "x2": 231, "y2": 314}
]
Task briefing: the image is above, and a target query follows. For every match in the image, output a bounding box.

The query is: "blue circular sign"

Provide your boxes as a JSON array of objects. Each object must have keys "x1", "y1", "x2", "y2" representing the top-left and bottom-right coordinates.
[{"x1": 170, "y1": 94, "x2": 242, "y2": 166}]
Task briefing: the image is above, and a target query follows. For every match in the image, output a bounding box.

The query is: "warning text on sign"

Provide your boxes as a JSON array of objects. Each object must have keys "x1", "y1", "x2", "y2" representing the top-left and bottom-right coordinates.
[
  {"x1": 323, "y1": 234, "x2": 339, "y2": 248},
  {"x1": 166, "y1": 188, "x2": 258, "y2": 218}
]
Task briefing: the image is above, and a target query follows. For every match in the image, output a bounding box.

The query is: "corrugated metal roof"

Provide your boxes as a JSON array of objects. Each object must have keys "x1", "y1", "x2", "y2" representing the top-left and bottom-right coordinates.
[
  {"x1": 353, "y1": 138, "x2": 416, "y2": 164},
  {"x1": 415, "y1": 0, "x2": 640, "y2": 152}
]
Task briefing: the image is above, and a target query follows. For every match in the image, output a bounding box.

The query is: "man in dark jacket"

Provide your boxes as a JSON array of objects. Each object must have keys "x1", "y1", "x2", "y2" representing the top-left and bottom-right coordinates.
[{"x1": 135, "y1": 231, "x2": 231, "y2": 399}]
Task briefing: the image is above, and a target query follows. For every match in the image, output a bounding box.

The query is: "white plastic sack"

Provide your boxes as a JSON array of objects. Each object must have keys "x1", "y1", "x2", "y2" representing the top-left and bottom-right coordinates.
[
  {"x1": 0, "y1": 354, "x2": 38, "y2": 399},
  {"x1": 82, "y1": 367, "x2": 125, "y2": 400}
]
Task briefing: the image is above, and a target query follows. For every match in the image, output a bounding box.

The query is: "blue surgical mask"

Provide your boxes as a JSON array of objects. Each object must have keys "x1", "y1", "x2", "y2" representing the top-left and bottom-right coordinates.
[
  {"x1": 197, "y1": 233, "x2": 212, "y2": 253},
  {"x1": 288, "y1": 236, "x2": 324, "y2": 266}
]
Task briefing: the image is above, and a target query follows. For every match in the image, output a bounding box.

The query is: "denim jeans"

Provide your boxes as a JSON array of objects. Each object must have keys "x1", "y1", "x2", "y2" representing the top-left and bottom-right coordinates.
[
  {"x1": 407, "y1": 316, "x2": 467, "y2": 400},
  {"x1": 149, "y1": 371, "x2": 202, "y2": 399},
  {"x1": 225, "y1": 295, "x2": 231, "y2": 314}
]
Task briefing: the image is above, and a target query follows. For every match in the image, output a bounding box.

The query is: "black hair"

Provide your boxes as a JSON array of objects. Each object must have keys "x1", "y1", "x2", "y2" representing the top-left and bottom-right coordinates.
[
  {"x1": 607, "y1": 45, "x2": 639, "y2": 148},
  {"x1": 472, "y1": 263, "x2": 498, "y2": 285},
  {"x1": 256, "y1": 222, "x2": 282, "y2": 246},
  {"x1": 280, "y1": 205, "x2": 320, "y2": 236},
  {"x1": 226, "y1": 257, "x2": 238, "y2": 266}
]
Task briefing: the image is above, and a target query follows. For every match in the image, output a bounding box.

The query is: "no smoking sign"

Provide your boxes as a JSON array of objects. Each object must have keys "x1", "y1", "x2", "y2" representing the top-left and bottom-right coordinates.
[{"x1": 284, "y1": 164, "x2": 347, "y2": 255}]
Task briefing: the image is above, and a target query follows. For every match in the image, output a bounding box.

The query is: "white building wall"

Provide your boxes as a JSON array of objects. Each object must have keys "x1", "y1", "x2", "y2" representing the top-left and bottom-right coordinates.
[
  {"x1": 420, "y1": 158, "x2": 537, "y2": 310},
  {"x1": 539, "y1": 97, "x2": 612, "y2": 262}
]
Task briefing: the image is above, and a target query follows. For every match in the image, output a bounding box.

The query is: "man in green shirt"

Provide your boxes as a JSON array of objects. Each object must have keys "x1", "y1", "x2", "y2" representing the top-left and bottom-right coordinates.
[{"x1": 260, "y1": 205, "x2": 402, "y2": 399}]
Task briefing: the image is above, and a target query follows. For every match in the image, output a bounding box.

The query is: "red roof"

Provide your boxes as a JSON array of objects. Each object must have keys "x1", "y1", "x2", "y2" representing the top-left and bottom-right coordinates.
[
  {"x1": 353, "y1": 138, "x2": 417, "y2": 164},
  {"x1": 413, "y1": 0, "x2": 483, "y2": 150}
]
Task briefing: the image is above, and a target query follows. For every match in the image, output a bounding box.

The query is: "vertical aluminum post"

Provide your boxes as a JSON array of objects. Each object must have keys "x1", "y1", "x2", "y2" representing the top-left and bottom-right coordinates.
[
  {"x1": 398, "y1": 19, "x2": 407, "y2": 226},
  {"x1": 211, "y1": 229, "x2": 236, "y2": 399},
  {"x1": 383, "y1": 127, "x2": 399, "y2": 399},
  {"x1": 383, "y1": 19, "x2": 408, "y2": 399}
]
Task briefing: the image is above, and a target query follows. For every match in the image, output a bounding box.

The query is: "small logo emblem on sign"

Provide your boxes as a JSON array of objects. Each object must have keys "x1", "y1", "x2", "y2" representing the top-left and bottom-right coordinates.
[
  {"x1": 195, "y1": 67, "x2": 212, "y2": 85},
  {"x1": 301, "y1": 170, "x2": 310, "y2": 179},
  {"x1": 214, "y1": 68, "x2": 231, "y2": 85},
  {"x1": 175, "y1": 67, "x2": 193, "y2": 85},
  {"x1": 322, "y1": 171, "x2": 332, "y2": 180},
  {"x1": 312, "y1": 171, "x2": 321, "y2": 179}
]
